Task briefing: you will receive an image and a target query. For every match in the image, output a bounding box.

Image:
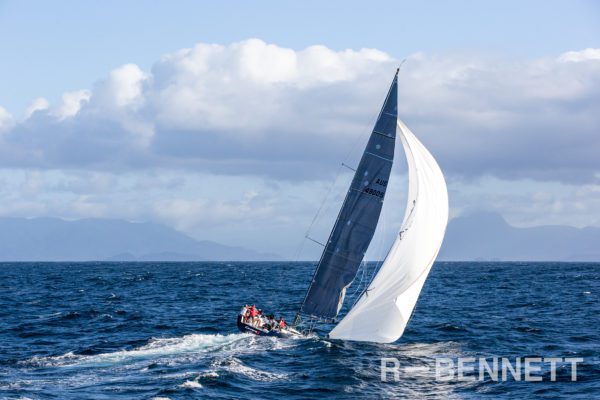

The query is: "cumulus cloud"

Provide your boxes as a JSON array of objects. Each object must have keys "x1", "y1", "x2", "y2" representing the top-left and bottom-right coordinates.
[
  {"x1": 0, "y1": 106, "x2": 14, "y2": 133},
  {"x1": 25, "y1": 97, "x2": 50, "y2": 119},
  {"x1": 95, "y1": 63, "x2": 147, "y2": 109},
  {"x1": 54, "y1": 90, "x2": 91, "y2": 119},
  {"x1": 0, "y1": 39, "x2": 598, "y2": 185},
  {"x1": 558, "y1": 48, "x2": 600, "y2": 63},
  {"x1": 397, "y1": 50, "x2": 600, "y2": 183}
]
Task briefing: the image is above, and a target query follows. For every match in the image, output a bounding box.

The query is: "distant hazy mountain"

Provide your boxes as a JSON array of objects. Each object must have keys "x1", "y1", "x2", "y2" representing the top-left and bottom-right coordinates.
[
  {"x1": 1, "y1": 214, "x2": 597, "y2": 262},
  {"x1": 0, "y1": 217, "x2": 280, "y2": 261},
  {"x1": 439, "y1": 211, "x2": 600, "y2": 261}
]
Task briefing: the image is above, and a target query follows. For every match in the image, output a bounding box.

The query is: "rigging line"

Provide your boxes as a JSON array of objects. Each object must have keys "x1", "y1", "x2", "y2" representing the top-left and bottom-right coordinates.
[
  {"x1": 352, "y1": 252, "x2": 381, "y2": 307},
  {"x1": 341, "y1": 162, "x2": 356, "y2": 172},
  {"x1": 354, "y1": 246, "x2": 386, "y2": 308},
  {"x1": 348, "y1": 259, "x2": 367, "y2": 299},
  {"x1": 291, "y1": 162, "x2": 345, "y2": 262},
  {"x1": 298, "y1": 182, "x2": 353, "y2": 311},
  {"x1": 292, "y1": 239, "x2": 307, "y2": 263},
  {"x1": 305, "y1": 236, "x2": 326, "y2": 247},
  {"x1": 349, "y1": 184, "x2": 388, "y2": 303},
  {"x1": 356, "y1": 261, "x2": 367, "y2": 294},
  {"x1": 340, "y1": 108, "x2": 382, "y2": 166},
  {"x1": 398, "y1": 58, "x2": 407, "y2": 72},
  {"x1": 371, "y1": 180, "x2": 398, "y2": 281},
  {"x1": 371, "y1": 199, "x2": 389, "y2": 288},
  {"x1": 379, "y1": 181, "x2": 390, "y2": 258},
  {"x1": 370, "y1": 198, "x2": 387, "y2": 286},
  {"x1": 304, "y1": 162, "x2": 345, "y2": 237},
  {"x1": 349, "y1": 254, "x2": 375, "y2": 308}
]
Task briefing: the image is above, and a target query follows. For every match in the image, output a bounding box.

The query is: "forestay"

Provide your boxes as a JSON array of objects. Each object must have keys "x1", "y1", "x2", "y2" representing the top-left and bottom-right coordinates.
[
  {"x1": 299, "y1": 72, "x2": 399, "y2": 320},
  {"x1": 329, "y1": 119, "x2": 449, "y2": 343}
]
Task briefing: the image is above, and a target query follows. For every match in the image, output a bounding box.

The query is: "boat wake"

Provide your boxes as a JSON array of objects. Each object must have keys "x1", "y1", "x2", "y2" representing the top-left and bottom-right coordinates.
[
  {"x1": 11, "y1": 332, "x2": 300, "y2": 396},
  {"x1": 24, "y1": 333, "x2": 253, "y2": 368}
]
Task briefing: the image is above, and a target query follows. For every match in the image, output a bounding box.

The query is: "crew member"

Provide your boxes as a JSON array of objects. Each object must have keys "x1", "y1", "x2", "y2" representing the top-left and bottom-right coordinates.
[{"x1": 249, "y1": 305, "x2": 258, "y2": 326}]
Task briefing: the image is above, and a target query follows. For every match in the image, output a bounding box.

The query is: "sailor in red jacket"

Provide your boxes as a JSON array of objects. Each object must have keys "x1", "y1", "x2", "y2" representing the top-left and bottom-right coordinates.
[
  {"x1": 278, "y1": 317, "x2": 286, "y2": 330},
  {"x1": 249, "y1": 305, "x2": 258, "y2": 325}
]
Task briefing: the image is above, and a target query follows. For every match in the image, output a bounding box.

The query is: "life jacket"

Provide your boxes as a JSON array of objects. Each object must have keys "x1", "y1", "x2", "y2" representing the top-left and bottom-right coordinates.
[
  {"x1": 249, "y1": 307, "x2": 258, "y2": 317},
  {"x1": 279, "y1": 319, "x2": 286, "y2": 328}
]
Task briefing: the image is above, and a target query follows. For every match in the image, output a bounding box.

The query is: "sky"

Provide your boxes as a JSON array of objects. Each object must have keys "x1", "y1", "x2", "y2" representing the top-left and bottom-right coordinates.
[{"x1": 0, "y1": 1, "x2": 598, "y2": 258}]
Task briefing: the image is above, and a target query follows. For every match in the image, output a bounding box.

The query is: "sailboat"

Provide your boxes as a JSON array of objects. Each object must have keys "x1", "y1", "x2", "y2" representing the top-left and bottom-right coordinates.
[{"x1": 237, "y1": 69, "x2": 448, "y2": 343}]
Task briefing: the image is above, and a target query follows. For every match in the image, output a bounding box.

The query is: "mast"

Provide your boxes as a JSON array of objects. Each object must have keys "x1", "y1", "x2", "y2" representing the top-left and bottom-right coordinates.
[{"x1": 294, "y1": 70, "x2": 399, "y2": 326}]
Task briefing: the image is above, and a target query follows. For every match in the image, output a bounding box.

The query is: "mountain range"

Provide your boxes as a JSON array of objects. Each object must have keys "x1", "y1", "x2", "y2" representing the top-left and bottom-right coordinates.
[
  {"x1": 438, "y1": 211, "x2": 600, "y2": 261},
  {"x1": 0, "y1": 217, "x2": 280, "y2": 261},
  {"x1": 0, "y1": 212, "x2": 598, "y2": 261}
]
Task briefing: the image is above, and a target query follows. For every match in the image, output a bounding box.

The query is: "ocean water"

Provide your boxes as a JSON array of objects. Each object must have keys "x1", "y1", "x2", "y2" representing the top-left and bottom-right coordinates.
[{"x1": 0, "y1": 262, "x2": 598, "y2": 399}]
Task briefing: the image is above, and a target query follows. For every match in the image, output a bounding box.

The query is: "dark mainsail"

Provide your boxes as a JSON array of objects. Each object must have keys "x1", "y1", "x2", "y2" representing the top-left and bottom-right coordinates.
[{"x1": 298, "y1": 71, "x2": 398, "y2": 320}]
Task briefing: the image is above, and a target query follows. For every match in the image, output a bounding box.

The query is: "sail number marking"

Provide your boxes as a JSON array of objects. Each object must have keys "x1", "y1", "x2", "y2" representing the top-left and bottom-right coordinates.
[
  {"x1": 364, "y1": 187, "x2": 385, "y2": 198},
  {"x1": 360, "y1": 177, "x2": 388, "y2": 198}
]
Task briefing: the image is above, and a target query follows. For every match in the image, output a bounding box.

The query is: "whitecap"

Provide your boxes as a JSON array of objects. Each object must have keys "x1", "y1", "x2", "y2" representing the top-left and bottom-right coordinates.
[
  {"x1": 180, "y1": 380, "x2": 203, "y2": 388},
  {"x1": 23, "y1": 351, "x2": 78, "y2": 367},
  {"x1": 214, "y1": 357, "x2": 288, "y2": 382},
  {"x1": 199, "y1": 371, "x2": 219, "y2": 378}
]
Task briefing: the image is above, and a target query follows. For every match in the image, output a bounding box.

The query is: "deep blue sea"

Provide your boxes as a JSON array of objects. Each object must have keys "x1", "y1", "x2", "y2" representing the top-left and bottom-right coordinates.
[{"x1": 0, "y1": 262, "x2": 598, "y2": 399}]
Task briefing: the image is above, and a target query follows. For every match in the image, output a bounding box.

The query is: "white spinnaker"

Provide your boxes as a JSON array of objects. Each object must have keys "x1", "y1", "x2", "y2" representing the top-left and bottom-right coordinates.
[{"x1": 329, "y1": 119, "x2": 448, "y2": 343}]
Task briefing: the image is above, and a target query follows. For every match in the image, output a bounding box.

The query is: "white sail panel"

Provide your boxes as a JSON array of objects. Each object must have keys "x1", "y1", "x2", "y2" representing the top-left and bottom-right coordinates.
[{"x1": 328, "y1": 119, "x2": 448, "y2": 343}]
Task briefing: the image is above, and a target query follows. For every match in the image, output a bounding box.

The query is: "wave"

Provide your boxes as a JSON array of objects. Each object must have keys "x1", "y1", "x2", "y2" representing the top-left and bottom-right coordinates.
[
  {"x1": 179, "y1": 379, "x2": 203, "y2": 388},
  {"x1": 200, "y1": 357, "x2": 289, "y2": 382}
]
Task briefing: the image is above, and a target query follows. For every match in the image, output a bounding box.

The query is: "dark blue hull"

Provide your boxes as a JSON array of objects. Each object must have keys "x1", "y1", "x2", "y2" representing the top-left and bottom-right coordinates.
[
  {"x1": 236, "y1": 315, "x2": 282, "y2": 337},
  {"x1": 236, "y1": 315, "x2": 302, "y2": 338}
]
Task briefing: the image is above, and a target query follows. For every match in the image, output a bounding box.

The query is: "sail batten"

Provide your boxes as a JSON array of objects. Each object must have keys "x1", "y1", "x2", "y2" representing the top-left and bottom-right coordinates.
[{"x1": 298, "y1": 72, "x2": 398, "y2": 320}]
